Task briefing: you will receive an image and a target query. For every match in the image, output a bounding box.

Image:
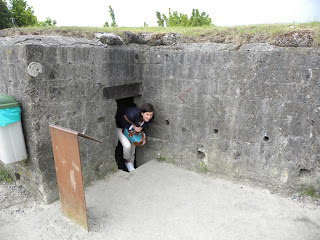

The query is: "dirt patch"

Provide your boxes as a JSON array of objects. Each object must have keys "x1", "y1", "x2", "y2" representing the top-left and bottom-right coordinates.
[
  {"x1": 0, "y1": 182, "x2": 34, "y2": 213},
  {"x1": 0, "y1": 28, "x2": 317, "y2": 47},
  {"x1": 274, "y1": 30, "x2": 315, "y2": 47},
  {"x1": 0, "y1": 28, "x2": 97, "y2": 40}
]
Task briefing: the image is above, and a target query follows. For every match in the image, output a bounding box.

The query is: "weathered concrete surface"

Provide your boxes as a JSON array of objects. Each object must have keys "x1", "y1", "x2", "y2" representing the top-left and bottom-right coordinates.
[
  {"x1": 0, "y1": 35, "x2": 319, "y2": 203},
  {"x1": 1, "y1": 161, "x2": 319, "y2": 240},
  {"x1": 0, "y1": 36, "x2": 144, "y2": 203},
  {"x1": 137, "y1": 43, "x2": 320, "y2": 193}
]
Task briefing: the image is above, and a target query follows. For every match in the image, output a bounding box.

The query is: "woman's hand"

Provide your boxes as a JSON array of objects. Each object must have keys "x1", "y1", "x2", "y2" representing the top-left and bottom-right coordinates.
[{"x1": 133, "y1": 126, "x2": 143, "y2": 132}]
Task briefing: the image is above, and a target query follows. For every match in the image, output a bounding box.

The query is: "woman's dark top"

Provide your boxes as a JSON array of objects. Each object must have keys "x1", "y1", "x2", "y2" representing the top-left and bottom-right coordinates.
[{"x1": 116, "y1": 107, "x2": 149, "y2": 130}]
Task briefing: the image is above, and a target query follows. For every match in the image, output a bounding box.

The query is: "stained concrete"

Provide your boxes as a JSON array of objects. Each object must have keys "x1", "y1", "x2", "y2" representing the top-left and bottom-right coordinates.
[
  {"x1": 0, "y1": 36, "x2": 143, "y2": 202},
  {"x1": 137, "y1": 43, "x2": 320, "y2": 193}
]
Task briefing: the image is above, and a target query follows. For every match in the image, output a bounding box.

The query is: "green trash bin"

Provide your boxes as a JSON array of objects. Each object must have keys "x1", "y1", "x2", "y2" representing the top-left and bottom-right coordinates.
[{"x1": 0, "y1": 94, "x2": 28, "y2": 164}]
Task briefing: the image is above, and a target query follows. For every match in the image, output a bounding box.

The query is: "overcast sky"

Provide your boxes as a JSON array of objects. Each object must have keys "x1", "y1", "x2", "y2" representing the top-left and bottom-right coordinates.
[{"x1": 26, "y1": 0, "x2": 320, "y2": 27}]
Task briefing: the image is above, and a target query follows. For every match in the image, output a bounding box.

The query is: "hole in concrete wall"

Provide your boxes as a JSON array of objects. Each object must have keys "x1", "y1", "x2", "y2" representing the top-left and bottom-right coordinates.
[
  {"x1": 182, "y1": 127, "x2": 187, "y2": 133},
  {"x1": 213, "y1": 129, "x2": 219, "y2": 134},
  {"x1": 15, "y1": 172, "x2": 20, "y2": 180},
  {"x1": 165, "y1": 120, "x2": 170, "y2": 125},
  {"x1": 49, "y1": 71, "x2": 56, "y2": 80},
  {"x1": 97, "y1": 116, "x2": 106, "y2": 123},
  {"x1": 114, "y1": 97, "x2": 137, "y2": 172},
  {"x1": 234, "y1": 151, "x2": 241, "y2": 159},
  {"x1": 299, "y1": 169, "x2": 311, "y2": 178},
  {"x1": 197, "y1": 149, "x2": 206, "y2": 159},
  {"x1": 263, "y1": 136, "x2": 269, "y2": 141}
]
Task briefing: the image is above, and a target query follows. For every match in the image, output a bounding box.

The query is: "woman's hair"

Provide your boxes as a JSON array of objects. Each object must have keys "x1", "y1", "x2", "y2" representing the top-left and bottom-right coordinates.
[{"x1": 140, "y1": 103, "x2": 155, "y2": 114}]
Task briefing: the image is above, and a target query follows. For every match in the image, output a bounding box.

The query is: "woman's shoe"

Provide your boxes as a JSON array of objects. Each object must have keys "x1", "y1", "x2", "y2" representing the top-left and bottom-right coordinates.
[{"x1": 125, "y1": 162, "x2": 135, "y2": 172}]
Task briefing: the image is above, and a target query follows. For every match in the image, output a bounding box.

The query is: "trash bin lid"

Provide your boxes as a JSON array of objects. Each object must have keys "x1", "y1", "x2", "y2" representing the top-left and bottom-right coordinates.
[{"x1": 0, "y1": 94, "x2": 20, "y2": 109}]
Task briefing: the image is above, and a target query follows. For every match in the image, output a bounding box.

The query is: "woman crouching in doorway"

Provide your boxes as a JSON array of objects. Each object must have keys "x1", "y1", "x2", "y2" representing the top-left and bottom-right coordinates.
[{"x1": 116, "y1": 103, "x2": 154, "y2": 172}]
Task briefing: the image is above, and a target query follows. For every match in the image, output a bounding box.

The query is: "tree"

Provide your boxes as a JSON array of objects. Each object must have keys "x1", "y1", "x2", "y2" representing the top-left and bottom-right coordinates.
[
  {"x1": 1, "y1": 0, "x2": 56, "y2": 28},
  {"x1": 108, "y1": 5, "x2": 117, "y2": 27},
  {"x1": 0, "y1": 0, "x2": 12, "y2": 29},
  {"x1": 9, "y1": 0, "x2": 37, "y2": 26},
  {"x1": 156, "y1": 11, "x2": 164, "y2": 27},
  {"x1": 162, "y1": 14, "x2": 168, "y2": 26}
]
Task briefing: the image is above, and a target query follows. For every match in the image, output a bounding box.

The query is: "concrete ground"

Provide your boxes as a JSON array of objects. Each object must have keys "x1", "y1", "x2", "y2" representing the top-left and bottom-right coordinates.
[{"x1": 1, "y1": 160, "x2": 320, "y2": 240}]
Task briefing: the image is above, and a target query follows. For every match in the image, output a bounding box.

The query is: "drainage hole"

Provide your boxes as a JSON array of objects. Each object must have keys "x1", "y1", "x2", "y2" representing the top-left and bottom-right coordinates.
[
  {"x1": 299, "y1": 169, "x2": 311, "y2": 178},
  {"x1": 197, "y1": 150, "x2": 206, "y2": 159},
  {"x1": 15, "y1": 172, "x2": 20, "y2": 180},
  {"x1": 263, "y1": 136, "x2": 269, "y2": 141}
]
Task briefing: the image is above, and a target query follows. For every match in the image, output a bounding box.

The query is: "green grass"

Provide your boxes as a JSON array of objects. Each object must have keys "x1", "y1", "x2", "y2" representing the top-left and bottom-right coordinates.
[
  {"x1": 302, "y1": 186, "x2": 320, "y2": 199},
  {"x1": 4, "y1": 21, "x2": 320, "y2": 45},
  {"x1": 0, "y1": 166, "x2": 12, "y2": 183},
  {"x1": 199, "y1": 162, "x2": 209, "y2": 173},
  {"x1": 157, "y1": 155, "x2": 166, "y2": 162}
]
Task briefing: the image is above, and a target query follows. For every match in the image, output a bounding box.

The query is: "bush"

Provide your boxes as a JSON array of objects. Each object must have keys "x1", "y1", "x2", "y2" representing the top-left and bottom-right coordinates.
[
  {"x1": 38, "y1": 17, "x2": 56, "y2": 27},
  {"x1": 156, "y1": 8, "x2": 212, "y2": 27}
]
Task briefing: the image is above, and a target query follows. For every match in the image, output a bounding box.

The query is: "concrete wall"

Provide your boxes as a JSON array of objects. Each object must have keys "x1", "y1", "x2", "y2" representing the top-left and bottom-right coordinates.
[
  {"x1": 0, "y1": 36, "x2": 143, "y2": 203},
  {"x1": 0, "y1": 36, "x2": 319, "y2": 202},
  {"x1": 137, "y1": 43, "x2": 320, "y2": 191}
]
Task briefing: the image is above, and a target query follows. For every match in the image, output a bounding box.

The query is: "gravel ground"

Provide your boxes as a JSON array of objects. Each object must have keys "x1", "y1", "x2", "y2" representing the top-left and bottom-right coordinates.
[{"x1": 1, "y1": 160, "x2": 320, "y2": 240}]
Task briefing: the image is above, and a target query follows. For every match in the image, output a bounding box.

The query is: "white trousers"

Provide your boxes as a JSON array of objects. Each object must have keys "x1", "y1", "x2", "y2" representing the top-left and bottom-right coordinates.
[{"x1": 116, "y1": 128, "x2": 136, "y2": 163}]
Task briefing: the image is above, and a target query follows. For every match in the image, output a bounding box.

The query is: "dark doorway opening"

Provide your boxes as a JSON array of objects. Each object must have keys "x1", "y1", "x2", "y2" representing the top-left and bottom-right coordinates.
[{"x1": 115, "y1": 97, "x2": 137, "y2": 172}]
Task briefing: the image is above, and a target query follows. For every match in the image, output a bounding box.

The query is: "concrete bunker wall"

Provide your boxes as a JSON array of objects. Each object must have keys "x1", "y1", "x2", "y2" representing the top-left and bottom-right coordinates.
[
  {"x1": 0, "y1": 36, "x2": 144, "y2": 203},
  {"x1": 138, "y1": 43, "x2": 320, "y2": 189},
  {"x1": 0, "y1": 36, "x2": 319, "y2": 202}
]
